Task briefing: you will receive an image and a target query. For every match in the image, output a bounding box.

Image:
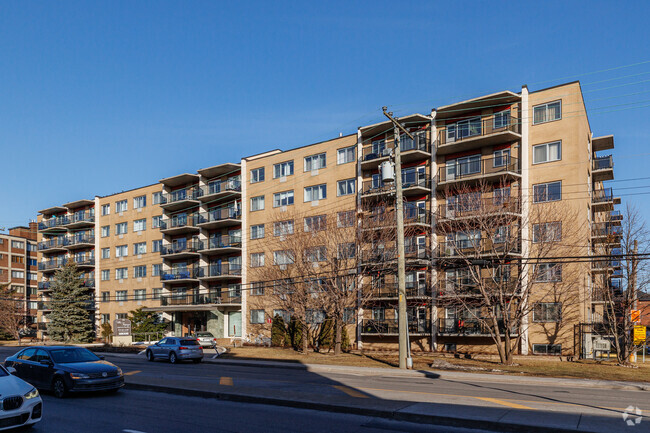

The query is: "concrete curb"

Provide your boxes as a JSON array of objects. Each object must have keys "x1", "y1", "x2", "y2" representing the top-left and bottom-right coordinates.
[{"x1": 123, "y1": 382, "x2": 598, "y2": 433}]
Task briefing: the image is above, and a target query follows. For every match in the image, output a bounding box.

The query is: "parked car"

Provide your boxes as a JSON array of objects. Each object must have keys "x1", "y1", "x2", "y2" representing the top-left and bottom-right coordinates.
[
  {"x1": 4, "y1": 346, "x2": 124, "y2": 398},
  {"x1": 0, "y1": 364, "x2": 42, "y2": 430},
  {"x1": 193, "y1": 332, "x2": 217, "y2": 348},
  {"x1": 145, "y1": 337, "x2": 203, "y2": 363}
]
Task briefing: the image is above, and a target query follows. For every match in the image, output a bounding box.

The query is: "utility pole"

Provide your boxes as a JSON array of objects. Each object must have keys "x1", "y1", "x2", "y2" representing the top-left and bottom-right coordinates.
[{"x1": 382, "y1": 107, "x2": 414, "y2": 369}]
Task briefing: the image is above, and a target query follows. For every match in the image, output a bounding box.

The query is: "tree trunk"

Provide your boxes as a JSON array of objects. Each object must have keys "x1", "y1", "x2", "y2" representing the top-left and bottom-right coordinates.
[{"x1": 334, "y1": 318, "x2": 342, "y2": 356}]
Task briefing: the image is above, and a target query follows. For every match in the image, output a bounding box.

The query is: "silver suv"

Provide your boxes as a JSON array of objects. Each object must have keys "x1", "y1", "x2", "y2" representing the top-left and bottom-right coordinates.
[
  {"x1": 193, "y1": 332, "x2": 217, "y2": 348},
  {"x1": 145, "y1": 337, "x2": 203, "y2": 364}
]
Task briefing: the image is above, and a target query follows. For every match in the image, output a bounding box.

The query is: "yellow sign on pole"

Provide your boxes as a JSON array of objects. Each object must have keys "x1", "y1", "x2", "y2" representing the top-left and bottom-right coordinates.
[
  {"x1": 633, "y1": 325, "x2": 646, "y2": 345},
  {"x1": 631, "y1": 310, "x2": 641, "y2": 323}
]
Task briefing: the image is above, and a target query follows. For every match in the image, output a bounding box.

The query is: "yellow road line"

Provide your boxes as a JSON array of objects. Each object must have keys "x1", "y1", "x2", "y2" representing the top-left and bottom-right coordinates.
[
  {"x1": 332, "y1": 385, "x2": 369, "y2": 398},
  {"x1": 475, "y1": 397, "x2": 535, "y2": 410},
  {"x1": 124, "y1": 370, "x2": 141, "y2": 376},
  {"x1": 220, "y1": 376, "x2": 233, "y2": 386}
]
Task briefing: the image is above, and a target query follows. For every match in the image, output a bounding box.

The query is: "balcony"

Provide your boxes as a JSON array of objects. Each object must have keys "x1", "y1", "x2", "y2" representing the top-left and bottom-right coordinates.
[
  {"x1": 160, "y1": 267, "x2": 202, "y2": 283},
  {"x1": 360, "y1": 247, "x2": 430, "y2": 267},
  {"x1": 591, "y1": 223, "x2": 622, "y2": 244},
  {"x1": 73, "y1": 256, "x2": 95, "y2": 268},
  {"x1": 609, "y1": 210, "x2": 623, "y2": 225},
  {"x1": 360, "y1": 178, "x2": 432, "y2": 199},
  {"x1": 437, "y1": 156, "x2": 520, "y2": 188},
  {"x1": 437, "y1": 277, "x2": 519, "y2": 299},
  {"x1": 37, "y1": 322, "x2": 48, "y2": 331},
  {"x1": 198, "y1": 263, "x2": 242, "y2": 281},
  {"x1": 38, "y1": 282, "x2": 52, "y2": 291},
  {"x1": 161, "y1": 241, "x2": 203, "y2": 259},
  {"x1": 436, "y1": 115, "x2": 521, "y2": 155},
  {"x1": 361, "y1": 209, "x2": 431, "y2": 230},
  {"x1": 437, "y1": 198, "x2": 521, "y2": 224},
  {"x1": 38, "y1": 238, "x2": 68, "y2": 252},
  {"x1": 592, "y1": 188, "x2": 619, "y2": 212},
  {"x1": 437, "y1": 318, "x2": 517, "y2": 336},
  {"x1": 593, "y1": 155, "x2": 614, "y2": 182},
  {"x1": 592, "y1": 258, "x2": 622, "y2": 274},
  {"x1": 65, "y1": 212, "x2": 95, "y2": 229},
  {"x1": 66, "y1": 235, "x2": 95, "y2": 249},
  {"x1": 360, "y1": 319, "x2": 431, "y2": 336},
  {"x1": 159, "y1": 291, "x2": 241, "y2": 309},
  {"x1": 199, "y1": 235, "x2": 242, "y2": 255},
  {"x1": 367, "y1": 283, "x2": 430, "y2": 300},
  {"x1": 437, "y1": 239, "x2": 522, "y2": 258},
  {"x1": 197, "y1": 208, "x2": 241, "y2": 230},
  {"x1": 199, "y1": 179, "x2": 242, "y2": 203},
  {"x1": 159, "y1": 214, "x2": 203, "y2": 235},
  {"x1": 160, "y1": 187, "x2": 203, "y2": 211},
  {"x1": 38, "y1": 217, "x2": 70, "y2": 232},
  {"x1": 38, "y1": 260, "x2": 65, "y2": 272},
  {"x1": 361, "y1": 133, "x2": 431, "y2": 170}
]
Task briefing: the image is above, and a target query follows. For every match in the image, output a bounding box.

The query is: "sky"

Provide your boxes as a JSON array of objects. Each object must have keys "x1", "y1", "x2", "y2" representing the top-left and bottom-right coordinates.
[{"x1": 1, "y1": 1, "x2": 650, "y2": 229}]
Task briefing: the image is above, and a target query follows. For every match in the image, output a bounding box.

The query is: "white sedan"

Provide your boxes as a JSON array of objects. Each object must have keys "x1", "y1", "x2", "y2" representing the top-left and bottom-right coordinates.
[{"x1": 0, "y1": 364, "x2": 42, "y2": 430}]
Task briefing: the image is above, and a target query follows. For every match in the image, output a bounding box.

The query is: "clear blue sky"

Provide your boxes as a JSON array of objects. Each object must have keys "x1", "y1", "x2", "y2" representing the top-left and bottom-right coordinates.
[{"x1": 1, "y1": 1, "x2": 650, "y2": 229}]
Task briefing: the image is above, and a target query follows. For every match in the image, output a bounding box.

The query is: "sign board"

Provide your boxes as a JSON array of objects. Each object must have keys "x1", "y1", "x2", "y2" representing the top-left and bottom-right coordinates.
[
  {"x1": 631, "y1": 310, "x2": 641, "y2": 323},
  {"x1": 633, "y1": 325, "x2": 646, "y2": 345},
  {"x1": 593, "y1": 339, "x2": 611, "y2": 351},
  {"x1": 114, "y1": 319, "x2": 132, "y2": 337}
]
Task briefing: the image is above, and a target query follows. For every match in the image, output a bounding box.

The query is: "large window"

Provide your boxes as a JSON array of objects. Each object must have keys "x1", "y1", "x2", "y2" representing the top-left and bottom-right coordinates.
[
  {"x1": 304, "y1": 184, "x2": 327, "y2": 202},
  {"x1": 304, "y1": 153, "x2": 326, "y2": 171},
  {"x1": 533, "y1": 181, "x2": 561, "y2": 203},
  {"x1": 116, "y1": 222, "x2": 128, "y2": 235},
  {"x1": 445, "y1": 155, "x2": 481, "y2": 180},
  {"x1": 116, "y1": 200, "x2": 128, "y2": 213},
  {"x1": 134, "y1": 266, "x2": 147, "y2": 278},
  {"x1": 251, "y1": 282, "x2": 265, "y2": 296},
  {"x1": 493, "y1": 187, "x2": 511, "y2": 205},
  {"x1": 493, "y1": 110, "x2": 510, "y2": 129},
  {"x1": 11, "y1": 241, "x2": 24, "y2": 249},
  {"x1": 533, "y1": 222, "x2": 562, "y2": 243},
  {"x1": 304, "y1": 215, "x2": 326, "y2": 232},
  {"x1": 134, "y1": 242, "x2": 146, "y2": 255},
  {"x1": 533, "y1": 100, "x2": 561, "y2": 125},
  {"x1": 134, "y1": 289, "x2": 146, "y2": 301},
  {"x1": 101, "y1": 270, "x2": 110, "y2": 281},
  {"x1": 115, "y1": 245, "x2": 128, "y2": 258},
  {"x1": 116, "y1": 291, "x2": 127, "y2": 302},
  {"x1": 250, "y1": 196, "x2": 265, "y2": 211},
  {"x1": 101, "y1": 204, "x2": 110, "y2": 216},
  {"x1": 116, "y1": 268, "x2": 128, "y2": 280},
  {"x1": 337, "y1": 210, "x2": 355, "y2": 228},
  {"x1": 274, "y1": 250, "x2": 295, "y2": 266},
  {"x1": 133, "y1": 219, "x2": 146, "y2": 232},
  {"x1": 337, "y1": 179, "x2": 355, "y2": 196},
  {"x1": 273, "y1": 190, "x2": 294, "y2": 207},
  {"x1": 152, "y1": 264, "x2": 162, "y2": 277},
  {"x1": 337, "y1": 146, "x2": 355, "y2": 164},
  {"x1": 152, "y1": 240, "x2": 162, "y2": 252},
  {"x1": 251, "y1": 167, "x2": 265, "y2": 184},
  {"x1": 250, "y1": 309, "x2": 265, "y2": 324},
  {"x1": 152, "y1": 192, "x2": 163, "y2": 205},
  {"x1": 250, "y1": 224, "x2": 265, "y2": 240},
  {"x1": 446, "y1": 116, "x2": 481, "y2": 142},
  {"x1": 533, "y1": 141, "x2": 561, "y2": 164},
  {"x1": 273, "y1": 161, "x2": 294, "y2": 178},
  {"x1": 338, "y1": 243, "x2": 356, "y2": 259},
  {"x1": 304, "y1": 246, "x2": 326, "y2": 262},
  {"x1": 533, "y1": 302, "x2": 562, "y2": 322},
  {"x1": 493, "y1": 149, "x2": 510, "y2": 167},
  {"x1": 274, "y1": 220, "x2": 294, "y2": 237},
  {"x1": 250, "y1": 253, "x2": 265, "y2": 268},
  {"x1": 133, "y1": 195, "x2": 146, "y2": 209},
  {"x1": 535, "y1": 263, "x2": 562, "y2": 282}
]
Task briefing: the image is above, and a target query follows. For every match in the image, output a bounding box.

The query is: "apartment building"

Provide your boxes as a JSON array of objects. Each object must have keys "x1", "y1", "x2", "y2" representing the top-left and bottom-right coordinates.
[
  {"x1": 0, "y1": 224, "x2": 38, "y2": 332},
  {"x1": 37, "y1": 200, "x2": 96, "y2": 337},
  {"x1": 95, "y1": 184, "x2": 164, "y2": 331}
]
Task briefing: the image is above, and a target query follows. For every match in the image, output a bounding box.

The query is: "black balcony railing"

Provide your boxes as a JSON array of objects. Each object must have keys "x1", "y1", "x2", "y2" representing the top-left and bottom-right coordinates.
[
  {"x1": 592, "y1": 188, "x2": 613, "y2": 204},
  {"x1": 361, "y1": 319, "x2": 431, "y2": 335},
  {"x1": 437, "y1": 278, "x2": 519, "y2": 297},
  {"x1": 438, "y1": 318, "x2": 517, "y2": 335},
  {"x1": 38, "y1": 217, "x2": 70, "y2": 231},
  {"x1": 69, "y1": 212, "x2": 95, "y2": 224},
  {"x1": 199, "y1": 263, "x2": 242, "y2": 278},
  {"x1": 438, "y1": 156, "x2": 520, "y2": 184},
  {"x1": 200, "y1": 207, "x2": 242, "y2": 223},
  {"x1": 361, "y1": 178, "x2": 431, "y2": 196},
  {"x1": 610, "y1": 210, "x2": 623, "y2": 221},
  {"x1": 593, "y1": 155, "x2": 613, "y2": 171},
  {"x1": 38, "y1": 282, "x2": 51, "y2": 290},
  {"x1": 361, "y1": 209, "x2": 431, "y2": 229},
  {"x1": 160, "y1": 291, "x2": 241, "y2": 306},
  {"x1": 437, "y1": 198, "x2": 521, "y2": 221},
  {"x1": 161, "y1": 187, "x2": 203, "y2": 205},
  {"x1": 161, "y1": 241, "x2": 203, "y2": 256},
  {"x1": 205, "y1": 180, "x2": 242, "y2": 196},
  {"x1": 160, "y1": 214, "x2": 204, "y2": 230},
  {"x1": 437, "y1": 115, "x2": 520, "y2": 147},
  {"x1": 361, "y1": 247, "x2": 430, "y2": 264},
  {"x1": 38, "y1": 260, "x2": 65, "y2": 271},
  {"x1": 592, "y1": 223, "x2": 622, "y2": 237},
  {"x1": 73, "y1": 256, "x2": 95, "y2": 266},
  {"x1": 367, "y1": 283, "x2": 430, "y2": 298},
  {"x1": 161, "y1": 267, "x2": 202, "y2": 281},
  {"x1": 68, "y1": 235, "x2": 95, "y2": 246},
  {"x1": 437, "y1": 240, "x2": 521, "y2": 257},
  {"x1": 202, "y1": 235, "x2": 242, "y2": 250},
  {"x1": 362, "y1": 133, "x2": 430, "y2": 162},
  {"x1": 38, "y1": 238, "x2": 68, "y2": 250}
]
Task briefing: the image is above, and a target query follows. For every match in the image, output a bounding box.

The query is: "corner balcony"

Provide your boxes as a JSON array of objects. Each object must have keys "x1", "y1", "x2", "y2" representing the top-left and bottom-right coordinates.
[
  {"x1": 65, "y1": 212, "x2": 95, "y2": 229},
  {"x1": 360, "y1": 178, "x2": 432, "y2": 199},
  {"x1": 198, "y1": 263, "x2": 242, "y2": 282},
  {"x1": 38, "y1": 238, "x2": 68, "y2": 252},
  {"x1": 197, "y1": 208, "x2": 241, "y2": 230},
  {"x1": 591, "y1": 223, "x2": 622, "y2": 244},
  {"x1": 437, "y1": 318, "x2": 517, "y2": 337},
  {"x1": 160, "y1": 187, "x2": 203, "y2": 212},
  {"x1": 609, "y1": 210, "x2": 623, "y2": 225},
  {"x1": 199, "y1": 180, "x2": 241, "y2": 203},
  {"x1": 437, "y1": 239, "x2": 522, "y2": 258},
  {"x1": 161, "y1": 241, "x2": 203, "y2": 260},
  {"x1": 436, "y1": 156, "x2": 520, "y2": 189},
  {"x1": 66, "y1": 235, "x2": 95, "y2": 250},
  {"x1": 592, "y1": 188, "x2": 620, "y2": 212},
  {"x1": 360, "y1": 319, "x2": 431, "y2": 336},
  {"x1": 436, "y1": 116, "x2": 521, "y2": 155},
  {"x1": 38, "y1": 217, "x2": 70, "y2": 233},
  {"x1": 159, "y1": 214, "x2": 203, "y2": 235},
  {"x1": 360, "y1": 134, "x2": 431, "y2": 170},
  {"x1": 593, "y1": 155, "x2": 614, "y2": 182},
  {"x1": 436, "y1": 198, "x2": 521, "y2": 225},
  {"x1": 591, "y1": 258, "x2": 622, "y2": 275},
  {"x1": 158, "y1": 291, "x2": 241, "y2": 311},
  {"x1": 160, "y1": 267, "x2": 202, "y2": 284},
  {"x1": 366, "y1": 283, "x2": 431, "y2": 300},
  {"x1": 199, "y1": 235, "x2": 242, "y2": 255}
]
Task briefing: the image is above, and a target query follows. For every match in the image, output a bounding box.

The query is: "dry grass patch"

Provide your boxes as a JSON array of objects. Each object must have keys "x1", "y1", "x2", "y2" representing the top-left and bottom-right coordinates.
[{"x1": 220, "y1": 346, "x2": 392, "y2": 368}]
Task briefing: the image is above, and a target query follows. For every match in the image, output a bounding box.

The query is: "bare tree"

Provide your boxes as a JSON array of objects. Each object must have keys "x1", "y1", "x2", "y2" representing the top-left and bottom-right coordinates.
[
  {"x1": 0, "y1": 283, "x2": 24, "y2": 340},
  {"x1": 436, "y1": 179, "x2": 585, "y2": 364}
]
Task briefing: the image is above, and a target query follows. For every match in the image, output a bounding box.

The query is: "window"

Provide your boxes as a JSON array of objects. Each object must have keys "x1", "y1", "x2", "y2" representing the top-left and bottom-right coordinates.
[
  {"x1": 116, "y1": 222, "x2": 128, "y2": 235},
  {"x1": 337, "y1": 179, "x2": 355, "y2": 196},
  {"x1": 134, "y1": 242, "x2": 147, "y2": 255},
  {"x1": 250, "y1": 253, "x2": 265, "y2": 268},
  {"x1": 11, "y1": 256, "x2": 24, "y2": 264},
  {"x1": 27, "y1": 272, "x2": 36, "y2": 281},
  {"x1": 11, "y1": 271, "x2": 24, "y2": 279},
  {"x1": 493, "y1": 109, "x2": 510, "y2": 129},
  {"x1": 250, "y1": 309, "x2": 265, "y2": 324},
  {"x1": 133, "y1": 265, "x2": 147, "y2": 278},
  {"x1": 493, "y1": 149, "x2": 510, "y2": 167},
  {"x1": 304, "y1": 246, "x2": 326, "y2": 262},
  {"x1": 304, "y1": 153, "x2": 326, "y2": 171},
  {"x1": 343, "y1": 308, "x2": 355, "y2": 324},
  {"x1": 533, "y1": 303, "x2": 562, "y2": 322},
  {"x1": 337, "y1": 146, "x2": 356, "y2": 164},
  {"x1": 28, "y1": 258, "x2": 37, "y2": 267},
  {"x1": 101, "y1": 226, "x2": 110, "y2": 237},
  {"x1": 535, "y1": 263, "x2": 562, "y2": 282},
  {"x1": 152, "y1": 216, "x2": 162, "y2": 228},
  {"x1": 116, "y1": 200, "x2": 128, "y2": 213},
  {"x1": 101, "y1": 248, "x2": 110, "y2": 259},
  {"x1": 337, "y1": 210, "x2": 355, "y2": 228},
  {"x1": 493, "y1": 226, "x2": 509, "y2": 244},
  {"x1": 153, "y1": 288, "x2": 162, "y2": 299},
  {"x1": 116, "y1": 313, "x2": 128, "y2": 320},
  {"x1": 304, "y1": 184, "x2": 326, "y2": 202},
  {"x1": 11, "y1": 240, "x2": 24, "y2": 249},
  {"x1": 134, "y1": 289, "x2": 146, "y2": 300},
  {"x1": 338, "y1": 243, "x2": 356, "y2": 259},
  {"x1": 445, "y1": 154, "x2": 480, "y2": 180},
  {"x1": 152, "y1": 192, "x2": 163, "y2": 205},
  {"x1": 306, "y1": 309, "x2": 326, "y2": 324},
  {"x1": 133, "y1": 195, "x2": 146, "y2": 209},
  {"x1": 493, "y1": 187, "x2": 511, "y2": 205},
  {"x1": 101, "y1": 204, "x2": 110, "y2": 216},
  {"x1": 251, "y1": 282, "x2": 265, "y2": 296},
  {"x1": 101, "y1": 270, "x2": 110, "y2": 281},
  {"x1": 304, "y1": 215, "x2": 326, "y2": 232},
  {"x1": 533, "y1": 141, "x2": 561, "y2": 164},
  {"x1": 152, "y1": 240, "x2": 162, "y2": 252},
  {"x1": 133, "y1": 219, "x2": 146, "y2": 232},
  {"x1": 116, "y1": 268, "x2": 128, "y2": 280},
  {"x1": 115, "y1": 245, "x2": 128, "y2": 258},
  {"x1": 250, "y1": 196, "x2": 265, "y2": 211},
  {"x1": 273, "y1": 190, "x2": 294, "y2": 207},
  {"x1": 274, "y1": 220, "x2": 294, "y2": 237},
  {"x1": 116, "y1": 290, "x2": 127, "y2": 302},
  {"x1": 274, "y1": 250, "x2": 294, "y2": 266},
  {"x1": 273, "y1": 309, "x2": 291, "y2": 324},
  {"x1": 533, "y1": 222, "x2": 562, "y2": 243},
  {"x1": 533, "y1": 181, "x2": 561, "y2": 203},
  {"x1": 27, "y1": 243, "x2": 37, "y2": 251},
  {"x1": 101, "y1": 314, "x2": 110, "y2": 324},
  {"x1": 532, "y1": 344, "x2": 562, "y2": 355},
  {"x1": 152, "y1": 264, "x2": 162, "y2": 277},
  {"x1": 446, "y1": 117, "x2": 481, "y2": 142},
  {"x1": 100, "y1": 292, "x2": 110, "y2": 302},
  {"x1": 250, "y1": 224, "x2": 265, "y2": 240},
  {"x1": 273, "y1": 161, "x2": 294, "y2": 178},
  {"x1": 250, "y1": 167, "x2": 265, "y2": 183},
  {"x1": 533, "y1": 100, "x2": 562, "y2": 125}
]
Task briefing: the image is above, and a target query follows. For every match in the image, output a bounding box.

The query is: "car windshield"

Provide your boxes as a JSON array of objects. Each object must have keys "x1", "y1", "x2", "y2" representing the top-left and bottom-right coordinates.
[
  {"x1": 49, "y1": 348, "x2": 101, "y2": 363},
  {"x1": 180, "y1": 339, "x2": 200, "y2": 346}
]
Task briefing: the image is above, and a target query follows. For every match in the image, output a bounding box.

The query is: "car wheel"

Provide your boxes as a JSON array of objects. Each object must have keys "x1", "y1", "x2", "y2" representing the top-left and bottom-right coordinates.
[
  {"x1": 146, "y1": 350, "x2": 154, "y2": 362},
  {"x1": 53, "y1": 377, "x2": 67, "y2": 398},
  {"x1": 169, "y1": 352, "x2": 178, "y2": 364},
  {"x1": 192, "y1": 358, "x2": 202, "y2": 364}
]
